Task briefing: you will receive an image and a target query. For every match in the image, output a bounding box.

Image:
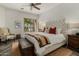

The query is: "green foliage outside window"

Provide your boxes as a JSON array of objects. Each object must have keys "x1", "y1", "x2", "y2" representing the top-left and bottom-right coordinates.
[{"x1": 24, "y1": 18, "x2": 33, "y2": 32}]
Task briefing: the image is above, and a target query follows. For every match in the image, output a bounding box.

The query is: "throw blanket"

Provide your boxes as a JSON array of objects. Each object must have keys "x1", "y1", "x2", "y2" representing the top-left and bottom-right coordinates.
[{"x1": 27, "y1": 34, "x2": 50, "y2": 47}]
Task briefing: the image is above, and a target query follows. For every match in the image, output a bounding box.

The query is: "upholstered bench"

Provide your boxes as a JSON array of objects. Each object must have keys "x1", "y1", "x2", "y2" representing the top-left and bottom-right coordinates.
[{"x1": 47, "y1": 48, "x2": 73, "y2": 56}]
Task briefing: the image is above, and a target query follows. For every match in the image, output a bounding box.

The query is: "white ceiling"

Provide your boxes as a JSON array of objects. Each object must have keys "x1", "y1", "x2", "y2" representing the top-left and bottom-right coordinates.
[{"x1": 0, "y1": 3, "x2": 60, "y2": 14}]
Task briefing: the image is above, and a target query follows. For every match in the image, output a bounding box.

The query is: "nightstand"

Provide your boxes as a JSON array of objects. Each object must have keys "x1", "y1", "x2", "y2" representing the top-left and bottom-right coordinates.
[
  {"x1": 19, "y1": 38, "x2": 35, "y2": 56},
  {"x1": 68, "y1": 35, "x2": 79, "y2": 49}
]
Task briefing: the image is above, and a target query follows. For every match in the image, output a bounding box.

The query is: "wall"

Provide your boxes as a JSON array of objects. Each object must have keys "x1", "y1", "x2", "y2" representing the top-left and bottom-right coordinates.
[
  {"x1": 61, "y1": 3, "x2": 79, "y2": 30},
  {"x1": 39, "y1": 3, "x2": 79, "y2": 32},
  {"x1": 61, "y1": 3, "x2": 79, "y2": 21},
  {"x1": 0, "y1": 6, "x2": 6, "y2": 27},
  {"x1": 0, "y1": 6, "x2": 39, "y2": 35},
  {"x1": 41, "y1": 3, "x2": 79, "y2": 23},
  {"x1": 38, "y1": 4, "x2": 66, "y2": 29},
  {"x1": 39, "y1": 4, "x2": 64, "y2": 22},
  {"x1": 1, "y1": 3, "x2": 79, "y2": 34}
]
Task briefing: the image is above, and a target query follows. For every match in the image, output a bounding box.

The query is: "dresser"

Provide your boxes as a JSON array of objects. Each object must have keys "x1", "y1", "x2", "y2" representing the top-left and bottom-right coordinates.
[{"x1": 68, "y1": 35, "x2": 79, "y2": 49}]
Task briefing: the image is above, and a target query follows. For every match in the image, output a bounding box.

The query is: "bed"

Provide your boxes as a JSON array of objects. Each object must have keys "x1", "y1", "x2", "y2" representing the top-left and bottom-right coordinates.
[{"x1": 24, "y1": 32, "x2": 66, "y2": 56}]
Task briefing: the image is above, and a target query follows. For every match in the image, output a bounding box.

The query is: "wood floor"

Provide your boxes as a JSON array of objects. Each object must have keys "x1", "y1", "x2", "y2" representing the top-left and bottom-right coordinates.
[{"x1": 47, "y1": 47, "x2": 79, "y2": 56}]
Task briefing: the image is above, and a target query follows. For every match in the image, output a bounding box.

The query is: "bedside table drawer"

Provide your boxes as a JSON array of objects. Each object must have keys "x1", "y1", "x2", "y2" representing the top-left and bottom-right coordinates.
[{"x1": 68, "y1": 35, "x2": 79, "y2": 48}]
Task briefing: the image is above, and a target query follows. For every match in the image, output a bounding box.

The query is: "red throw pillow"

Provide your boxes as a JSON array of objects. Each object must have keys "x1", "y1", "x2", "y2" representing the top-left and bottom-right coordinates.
[{"x1": 49, "y1": 26, "x2": 56, "y2": 34}]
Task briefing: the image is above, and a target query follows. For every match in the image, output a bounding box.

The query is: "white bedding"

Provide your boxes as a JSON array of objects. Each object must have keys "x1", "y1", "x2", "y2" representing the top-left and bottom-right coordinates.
[
  {"x1": 24, "y1": 32, "x2": 66, "y2": 55},
  {"x1": 44, "y1": 34, "x2": 65, "y2": 45},
  {"x1": 36, "y1": 41, "x2": 66, "y2": 55}
]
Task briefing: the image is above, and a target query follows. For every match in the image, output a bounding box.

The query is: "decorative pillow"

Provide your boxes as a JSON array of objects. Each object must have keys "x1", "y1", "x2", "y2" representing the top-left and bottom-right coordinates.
[
  {"x1": 56, "y1": 28, "x2": 62, "y2": 34},
  {"x1": 49, "y1": 26, "x2": 56, "y2": 34}
]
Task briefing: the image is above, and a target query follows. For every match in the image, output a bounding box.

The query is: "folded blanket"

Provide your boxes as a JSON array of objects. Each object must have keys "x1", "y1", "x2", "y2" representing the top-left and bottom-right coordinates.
[{"x1": 27, "y1": 34, "x2": 50, "y2": 48}]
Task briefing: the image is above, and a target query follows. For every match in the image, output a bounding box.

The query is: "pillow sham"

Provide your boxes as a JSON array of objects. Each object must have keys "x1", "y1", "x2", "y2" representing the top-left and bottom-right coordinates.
[{"x1": 56, "y1": 28, "x2": 62, "y2": 34}]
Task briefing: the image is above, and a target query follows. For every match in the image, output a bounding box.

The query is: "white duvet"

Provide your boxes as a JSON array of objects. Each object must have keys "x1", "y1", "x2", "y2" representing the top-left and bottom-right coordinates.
[{"x1": 43, "y1": 34, "x2": 65, "y2": 45}]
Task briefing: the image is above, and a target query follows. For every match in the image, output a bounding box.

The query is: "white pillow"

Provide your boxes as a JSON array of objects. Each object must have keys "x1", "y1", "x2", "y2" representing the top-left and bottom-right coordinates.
[{"x1": 56, "y1": 28, "x2": 62, "y2": 34}]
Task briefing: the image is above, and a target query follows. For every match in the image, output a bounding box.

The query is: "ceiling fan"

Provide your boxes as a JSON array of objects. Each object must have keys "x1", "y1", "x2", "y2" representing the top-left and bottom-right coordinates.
[
  {"x1": 30, "y1": 3, "x2": 41, "y2": 10},
  {"x1": 22, "y1": 3, "x2": 41, "y2": 10}
]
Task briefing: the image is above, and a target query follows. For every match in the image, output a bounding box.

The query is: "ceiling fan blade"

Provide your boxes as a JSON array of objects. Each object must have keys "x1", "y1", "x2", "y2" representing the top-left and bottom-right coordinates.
[
  {"x1": 34, "y1": 3, "x2": 41, "y2": 5},
  {"x1": 32, "y1": 3, "x2": 40, "y2": 10},
  {"x1": 33, "y1": 6, "x2": 40, "y2": 10}
]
